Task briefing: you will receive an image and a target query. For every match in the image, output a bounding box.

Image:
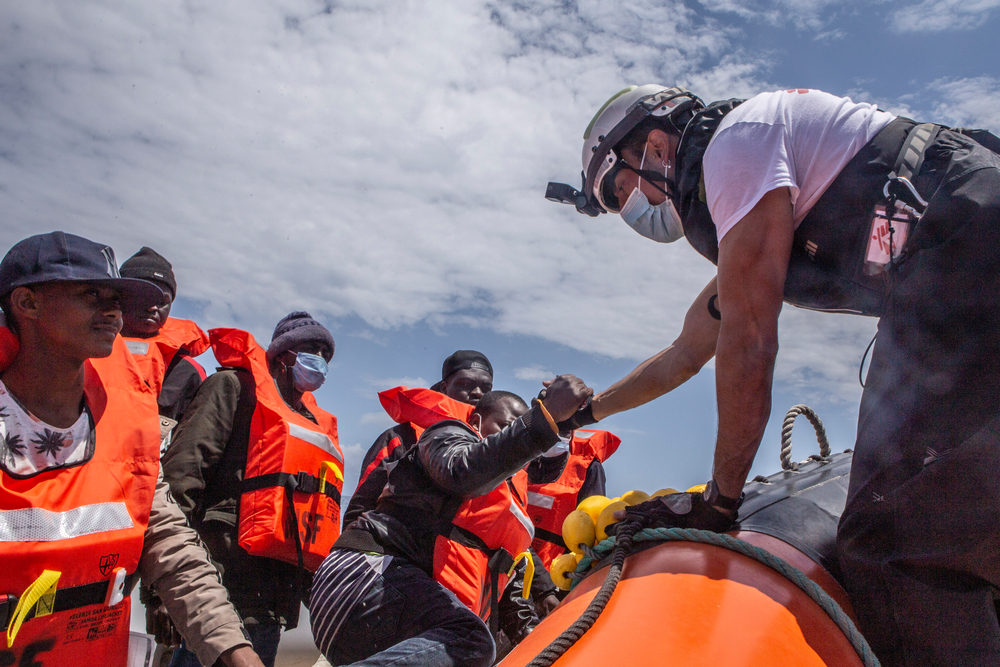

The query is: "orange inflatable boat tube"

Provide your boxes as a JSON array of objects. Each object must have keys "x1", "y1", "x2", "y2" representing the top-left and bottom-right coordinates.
[{"x1": 502, "y1": 452, "x2": 867, "y2": 667}]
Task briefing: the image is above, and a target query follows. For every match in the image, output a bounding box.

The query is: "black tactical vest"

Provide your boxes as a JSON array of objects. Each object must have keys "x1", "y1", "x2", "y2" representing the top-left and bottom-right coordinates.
[{"x1": 675, "y1": 101, "x2": 918, "y2": 316}]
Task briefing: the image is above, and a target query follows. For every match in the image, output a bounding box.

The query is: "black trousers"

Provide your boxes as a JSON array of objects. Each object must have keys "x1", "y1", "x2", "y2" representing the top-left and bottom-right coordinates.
[{"x1": 838, "y1": 132, "x2": 1000, "y2": 666}]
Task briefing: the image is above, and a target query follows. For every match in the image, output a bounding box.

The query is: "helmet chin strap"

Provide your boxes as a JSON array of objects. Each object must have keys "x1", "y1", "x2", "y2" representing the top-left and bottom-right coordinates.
[{"x1": 619, "y1": 159, "x2": 675, "y2": 198}]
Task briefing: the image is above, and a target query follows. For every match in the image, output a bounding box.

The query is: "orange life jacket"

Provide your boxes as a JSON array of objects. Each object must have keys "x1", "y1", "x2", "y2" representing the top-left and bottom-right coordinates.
[
  {"x1": 123, "y1": 317, "x2": 210, "y2": 396},
  {"x1": 376, "y1": 387, "x2": 533, "y2": 626},
  {"x1": 433, "y1": 469, "x2": 535, "y2": 628},
  {"x1": 209, "y1": 328, "x2": 343, "y2": 572},
  {"x1": 356, "y1": 387, "x2": 473, "y2": 491},
  {"x1": 0, "y1": 330, "x2": 160, "y2": 666},
  {"x1": 527, "y1": 429, "x2": 621, "y2": 569}
]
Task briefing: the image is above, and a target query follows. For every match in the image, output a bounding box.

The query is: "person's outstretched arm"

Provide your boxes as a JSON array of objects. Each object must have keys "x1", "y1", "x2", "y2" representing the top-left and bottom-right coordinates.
[{"x1": 592, "y1": 277, "x2": 721, "y2": 420}]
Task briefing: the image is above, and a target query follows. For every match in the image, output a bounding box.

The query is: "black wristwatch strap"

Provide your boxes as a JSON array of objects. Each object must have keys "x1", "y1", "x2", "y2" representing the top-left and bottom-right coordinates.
[{"x1": 704, "y1": 479, "x2": 744, "y2": 511}]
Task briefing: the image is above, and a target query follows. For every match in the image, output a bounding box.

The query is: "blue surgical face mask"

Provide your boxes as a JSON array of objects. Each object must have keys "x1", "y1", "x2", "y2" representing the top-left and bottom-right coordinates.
[
  {"x1": 619, "y1": 144, "x2": 686, "y2": 244},
  {"x1": 291, "y1": 352, "x2": 328, "y2": 392}
]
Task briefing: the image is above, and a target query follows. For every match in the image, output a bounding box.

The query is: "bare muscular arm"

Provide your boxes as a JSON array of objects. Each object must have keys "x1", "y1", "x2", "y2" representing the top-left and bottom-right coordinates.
[
  {"x1": 591, "y1": 277, "x2": 721, "y2": 421},
  {"x1": 711, "y1": 187, "x2": 793, "y2": 500}
]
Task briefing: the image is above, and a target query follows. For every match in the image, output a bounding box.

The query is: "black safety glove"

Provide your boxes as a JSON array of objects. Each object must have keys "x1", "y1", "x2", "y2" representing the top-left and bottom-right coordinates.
[
  {"x1": 615, "y1": 492, "x2": 736, "y2": 534},
  {"x1": 555, "y1": 396, "x2": 598, "y2": 432}
]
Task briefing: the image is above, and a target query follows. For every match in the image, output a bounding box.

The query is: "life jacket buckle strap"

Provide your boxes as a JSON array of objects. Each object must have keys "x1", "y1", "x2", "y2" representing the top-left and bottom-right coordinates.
[
  {"x1": 487, "y1": 548, "x2": 515, "y2": 576},
  {"x1": 104, "y1": 567, "x2": 128, "y2": 607},
  {"x1": 0, "y1": 594, "x2": 18, "y2": 632},
  {"x1": 293, "y1": 471, "x2": 320, "y2": 495}
]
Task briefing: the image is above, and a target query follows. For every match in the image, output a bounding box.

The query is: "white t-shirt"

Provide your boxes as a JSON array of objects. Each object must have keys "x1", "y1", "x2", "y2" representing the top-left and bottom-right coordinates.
[
  {"x1": 703, "y1": 89, "x2": 895, "y2": 241},
  {"x1": 0, "y1": 379, "x2": 94, "y2": 477}
]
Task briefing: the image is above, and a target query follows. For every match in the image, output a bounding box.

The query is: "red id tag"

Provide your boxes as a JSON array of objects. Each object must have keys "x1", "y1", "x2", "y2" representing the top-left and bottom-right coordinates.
[{"x1": 864, "y1": 204, "x2": 911, "y2": 275}]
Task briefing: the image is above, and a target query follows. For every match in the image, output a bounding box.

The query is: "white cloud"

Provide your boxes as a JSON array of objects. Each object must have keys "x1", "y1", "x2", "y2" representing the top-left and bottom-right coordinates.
[
  {"x1": 358, "y1": 411, "x2": 395, "y2": 426},
  {"x1": 513, "y1": 365, "x2": 554, "y2": 381},
  {"x1": 696, "y1": 0, "x2": 855, "y2": 31},
  {"x1": 891, "y1": 0, "x2": 1000, "y2": 32},
  {"x1": 927, "y1": 77, "x2": 1000, "y2": 130},
  {"x1": 2, "y1": 0, "x2": 977, "y2": 414},
  {"x1": 775, "y1": 307, "x2": 877, "y2": 406},
  {"x1": 0, "y1": 0, "x2": 766, "y2": 361},
  {"x1": 848, "y1": 76, "x2": 1000, "y2": 133}
]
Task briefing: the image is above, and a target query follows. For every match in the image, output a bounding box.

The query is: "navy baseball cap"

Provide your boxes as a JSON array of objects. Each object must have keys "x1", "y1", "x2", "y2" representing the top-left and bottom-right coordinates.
[{"x1": 0, "y1": 231, "x2": 165, "y2": 308}]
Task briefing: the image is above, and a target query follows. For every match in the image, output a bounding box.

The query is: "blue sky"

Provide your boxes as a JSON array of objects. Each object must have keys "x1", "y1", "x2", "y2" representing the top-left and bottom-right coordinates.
[
  {"x1": 3, "y1": 0, "x2": 998, "y2": 500},
  {"x1": 5, "y1": 0, "x2": 998, "y2": 653}
]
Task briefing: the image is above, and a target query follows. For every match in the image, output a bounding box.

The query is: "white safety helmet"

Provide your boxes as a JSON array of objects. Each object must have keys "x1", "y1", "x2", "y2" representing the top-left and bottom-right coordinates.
[{"x1": 580, "y1": 85, "x2": 703, "y2": 214}]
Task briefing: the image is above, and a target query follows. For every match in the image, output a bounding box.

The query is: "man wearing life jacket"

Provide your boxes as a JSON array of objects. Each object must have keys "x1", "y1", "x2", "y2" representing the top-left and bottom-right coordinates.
[
  {"x1": 310, "y1": 378, "x2": 593, "y2": 667},
  {"x1": 343, "y1": 349, "x2": 494, "y2": 527},
  {"x1": 118, "y1": 247, "x2": 213, "y2": 655},
  {"x1": 162, "y1": 311, "x2": 341, "y2": 667},
  {"x1": 119, "y1": 246, "x2": 210, "y2": 428},
  {"x1": 547, "y1": 85, "x2": 1000, "y2": 666},
  {"x1": 0, "y1": 231, "x2": 264, "y2": 667},
  {"x1": 525, "y1": 428, "x2": 619, "y2": 571}
]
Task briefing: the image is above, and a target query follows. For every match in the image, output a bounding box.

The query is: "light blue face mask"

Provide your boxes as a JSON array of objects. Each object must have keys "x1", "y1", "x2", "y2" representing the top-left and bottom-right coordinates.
[{"x1": 291, "y1": 352, "x2": 328, "y2": 392}]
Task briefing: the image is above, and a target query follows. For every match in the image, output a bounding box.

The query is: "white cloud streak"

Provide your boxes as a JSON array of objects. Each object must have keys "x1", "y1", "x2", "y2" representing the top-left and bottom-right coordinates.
[
  {"x1": 697, "y1": 0, "x2": 849, "y2": 30},
  {"x1": 513, "y1": 365, "x2": 554, "y2": 382},
  {"x1": 1, "y1": 0, "x2": 982, "y2": 410},
  {"x1": 890, "y1": 0, "x2": 1000, "y2": 32},
  {"x1": 928, "y1": 77, "x2": 1000, "y2": 130}
]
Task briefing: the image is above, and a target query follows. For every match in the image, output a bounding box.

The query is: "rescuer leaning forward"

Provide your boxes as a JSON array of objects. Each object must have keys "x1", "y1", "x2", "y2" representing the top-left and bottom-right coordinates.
[
  {"x1": 547, "y1": 85, "x2": 1000, "y2": 666},
  {"x1": 0, "y1": 231, "x2": 265, "y2": 667}
]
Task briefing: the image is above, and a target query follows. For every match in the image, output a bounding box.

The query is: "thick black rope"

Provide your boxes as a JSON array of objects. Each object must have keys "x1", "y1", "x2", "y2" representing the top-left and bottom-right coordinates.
[{"x1": 525, "y1": 521, "x2": 638, "y2": 667}]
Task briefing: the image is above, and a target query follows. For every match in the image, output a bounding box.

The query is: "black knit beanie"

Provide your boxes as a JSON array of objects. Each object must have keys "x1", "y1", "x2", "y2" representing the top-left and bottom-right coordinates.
[
  {"x1": 266, "y1": 311, "x2": 335, "y2": 362},
  {"x1": 119, "y1": 247, "x2": 177, "y2": 297}
]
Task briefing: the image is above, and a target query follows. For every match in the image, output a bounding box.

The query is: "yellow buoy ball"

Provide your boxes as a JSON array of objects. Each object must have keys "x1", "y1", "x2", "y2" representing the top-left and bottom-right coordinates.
[
  {"x1": 576, "y1": 495, "x2": 613, "y2": 523},
  {"x1": 549, "y1": 552, "x2": 579, "y2": 591},
  {"x1": 595, "y1": 500, "x2": 628, "y2": 542},
  {"x1": 561, "y1": 510, "x2": 596, "y2": 555},
  {"x1": 620, "y1": 490, "x2": 651, "y2": 506},
  {"x1": 652, "y1": 487, "x2": 680, "y2": 497},
  {"x1": 686, "y1": 483, "x2": 707, "y2": 494}
]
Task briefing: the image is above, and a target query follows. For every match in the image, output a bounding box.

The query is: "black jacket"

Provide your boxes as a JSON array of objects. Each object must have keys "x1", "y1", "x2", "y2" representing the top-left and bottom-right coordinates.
[
  {"x1": 162, "y1": 369, "x2": 312, "y2": 629},
  {"x1": 337, "y1": 404, "x2": 560, "y2": 642},
  {"x1": 342, "y1": 422, "x2": 418, "y2": 528}
]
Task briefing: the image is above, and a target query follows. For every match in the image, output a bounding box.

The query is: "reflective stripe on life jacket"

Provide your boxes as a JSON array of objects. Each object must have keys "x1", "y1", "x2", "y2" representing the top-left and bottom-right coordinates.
[
  {"x1": 527, "y1": 429, "x2": 621, "y2": 569},
  {"x1": 123, "y1": 318, "x2": 210, "y2": 396},
  {"x1": 209, "y1": 328, "x2": 344, "y2": 572},
  {"x1": 433, "y1": 469, "x2": 534, "y2": 626},
  {"x1": 0, "y1": 330, "x2": 160, "y2": 665}
]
